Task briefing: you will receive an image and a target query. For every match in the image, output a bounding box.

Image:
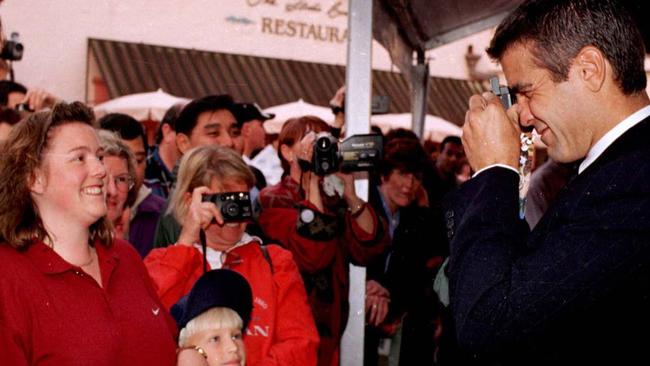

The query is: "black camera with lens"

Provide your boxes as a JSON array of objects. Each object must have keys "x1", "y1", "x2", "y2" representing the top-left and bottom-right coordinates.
[
  {"x1": 1, "y1": 32, "x2": 24, "y2": 61},
  {"x1": 309, "y1": 132, "x2": 383, "y2": 176},
  {"x1": 202, "y1": 191, "x2": 252, "y2": 222}
]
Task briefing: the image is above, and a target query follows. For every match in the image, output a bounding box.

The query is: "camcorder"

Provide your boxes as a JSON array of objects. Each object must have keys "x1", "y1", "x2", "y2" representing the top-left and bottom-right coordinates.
[
  {"x1": 1, "y1": 32, "x2": 24, "y2": 61},
  {"x1": 303, "y1": 132, "x2": 383, "y2": 176},
  {"x1": 202, "y1": 191, "x2": 252, "y2": 222}
]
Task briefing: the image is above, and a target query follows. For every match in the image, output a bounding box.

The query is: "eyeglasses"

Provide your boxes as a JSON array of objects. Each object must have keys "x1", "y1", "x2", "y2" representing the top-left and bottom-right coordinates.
[{"x1": 113, "y1": 174, "x2": 134, "y2": 193}]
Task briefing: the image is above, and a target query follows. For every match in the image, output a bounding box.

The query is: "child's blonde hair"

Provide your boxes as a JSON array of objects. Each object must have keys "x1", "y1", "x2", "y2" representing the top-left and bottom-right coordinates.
[{"x1": 178, "y1": 307, "x2": 244, "y2": 347}]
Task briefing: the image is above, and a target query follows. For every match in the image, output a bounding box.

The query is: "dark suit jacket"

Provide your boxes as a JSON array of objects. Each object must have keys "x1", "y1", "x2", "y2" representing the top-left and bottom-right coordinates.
[{"x1": 444, "y1": 116, "x2": 650, "y2": 365}]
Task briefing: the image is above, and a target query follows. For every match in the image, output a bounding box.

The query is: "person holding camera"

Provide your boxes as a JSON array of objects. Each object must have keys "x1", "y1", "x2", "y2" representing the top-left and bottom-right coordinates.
[
  {"x1": 0, "y1": 102, "x2": 177, "y2": 365},
  {"x1": 447, "y1": 0, "x2": 650, "y2": 364},
  {"x1": 144, "y1": 145, "x2": 319, "y2": 366},
  {"x1": 257, "y1": 116, "x2": 389, "y2": 366}
]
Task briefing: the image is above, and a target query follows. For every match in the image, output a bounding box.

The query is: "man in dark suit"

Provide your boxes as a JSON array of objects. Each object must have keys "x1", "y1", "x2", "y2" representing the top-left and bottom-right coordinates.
[{"x1": 446, "y1": 0, "x2": 650, "y2": 364}]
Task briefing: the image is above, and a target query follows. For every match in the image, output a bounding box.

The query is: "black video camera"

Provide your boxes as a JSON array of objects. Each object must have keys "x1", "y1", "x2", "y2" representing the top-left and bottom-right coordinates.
[
  {"x1": 1, "y1": 32, "x2": 24, "y2": 61},
  {"x1": 308, "y1": 132, "x2": 383, "y2": 176},
  {"x1": 202, "y1": 191, "x2": 252, "y2": 222}
]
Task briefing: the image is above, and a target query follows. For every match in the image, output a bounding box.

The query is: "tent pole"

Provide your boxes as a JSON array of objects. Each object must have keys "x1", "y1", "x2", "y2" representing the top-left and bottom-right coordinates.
[
  {"x1": 341, "y1": 0, "x2": 373, "y2": 365},
  {"x1": 411, "y1": 50, "x2": 429, "y2": 140}
]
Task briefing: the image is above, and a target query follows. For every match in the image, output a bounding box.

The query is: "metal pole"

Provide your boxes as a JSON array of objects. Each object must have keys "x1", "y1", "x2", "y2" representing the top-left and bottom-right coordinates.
[
  {"x1": 341, "y1": 0, "x2": 373, "y2": 365},
  {"x1": 411, "y1": 50, "x2": 428, "y2": 139}
]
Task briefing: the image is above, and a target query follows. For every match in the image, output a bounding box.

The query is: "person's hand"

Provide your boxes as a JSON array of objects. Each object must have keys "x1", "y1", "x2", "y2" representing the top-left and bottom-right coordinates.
[
  {"x1": 20, "y1": 88, "x2": 60, "y2": 111},
  {"x1": 334, "y1": 171, "x2": 357, "y2": 202},
  {"x1": 296, "y1": 131, "x2": 317, "y2": 163},
  {"x1": 366, "y1": 280, "x2": 390, "y2": 326},
  {"x1": 177, "y1": 347, "x2": 210, "y2": 366},
  {"x1": 177, "y1": 186, "x2": 224, "y2": 246},
  {"x1": 329, "y1": 86, "x2": 346, "y2": 128},
  {"x1": 463, "y1": 92, "x2": 521, "y2": 172}
]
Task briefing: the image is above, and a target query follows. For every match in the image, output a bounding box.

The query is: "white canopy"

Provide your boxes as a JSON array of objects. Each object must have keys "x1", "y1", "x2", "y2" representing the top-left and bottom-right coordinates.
[
  {"x1": 263, "y1": 99, "x2": 334, "y2": 134},
  {"x1": 94, "y1": 89, "x2": 190, "y2": 121}
]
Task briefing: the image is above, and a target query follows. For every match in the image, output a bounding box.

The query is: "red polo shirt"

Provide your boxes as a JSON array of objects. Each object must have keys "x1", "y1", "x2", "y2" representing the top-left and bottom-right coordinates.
[{"x1": 0, "y1": 239, "x2": 177, "y2": 366}]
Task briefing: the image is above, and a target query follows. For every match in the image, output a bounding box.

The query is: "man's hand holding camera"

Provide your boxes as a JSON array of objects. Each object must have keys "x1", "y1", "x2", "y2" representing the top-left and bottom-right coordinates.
[{"x1": 463, "y1": 91, "x2": 521, "y2": 172}]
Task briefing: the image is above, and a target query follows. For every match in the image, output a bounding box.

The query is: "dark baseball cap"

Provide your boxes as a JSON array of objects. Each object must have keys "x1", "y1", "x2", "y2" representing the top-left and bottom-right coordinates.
[
  {"x1": 171, "y1": 269, "x2": 253, "y2": 331},
  {"x1": 233, "y1": 103, "x2": 275, "y2": 125}
]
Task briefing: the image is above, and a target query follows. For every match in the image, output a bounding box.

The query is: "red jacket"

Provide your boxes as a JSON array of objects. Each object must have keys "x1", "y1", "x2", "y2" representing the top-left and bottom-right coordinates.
[
  {"x1": 144, "y1": 240, "x2": 319, "y2": 366},
  {"x1": 258, "y1": 176, "x2": 389, "y2": 366},
  {"x1": 0, "y1": 239, "x2": 177, "y2": 366}
]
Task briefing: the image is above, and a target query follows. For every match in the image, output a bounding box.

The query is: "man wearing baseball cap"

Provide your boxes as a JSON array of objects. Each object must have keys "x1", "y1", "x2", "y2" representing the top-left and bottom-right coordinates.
[{"x1": 233, "y1": 103, "x2": 283, "y2": 186}]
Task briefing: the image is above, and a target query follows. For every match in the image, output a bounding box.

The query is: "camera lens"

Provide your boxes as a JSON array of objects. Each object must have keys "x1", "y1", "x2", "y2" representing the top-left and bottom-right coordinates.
[
  {"x1": 317, "y1": 136, "x2": 331, "y2": 151},
  {"x1": 223, "y1": 202, "x2": 240, "y2": 218}
]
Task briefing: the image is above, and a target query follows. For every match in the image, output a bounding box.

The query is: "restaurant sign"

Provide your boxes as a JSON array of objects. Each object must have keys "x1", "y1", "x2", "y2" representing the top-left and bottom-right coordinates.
[{"x1": 236, "y1": 0, "x2": 349, "y2": 44}]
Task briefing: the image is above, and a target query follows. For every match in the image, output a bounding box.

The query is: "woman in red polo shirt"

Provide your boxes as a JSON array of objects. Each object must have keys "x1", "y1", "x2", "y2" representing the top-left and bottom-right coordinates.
[{"x1": 0, "y1": 102, "x2": 177, "y2": 366}]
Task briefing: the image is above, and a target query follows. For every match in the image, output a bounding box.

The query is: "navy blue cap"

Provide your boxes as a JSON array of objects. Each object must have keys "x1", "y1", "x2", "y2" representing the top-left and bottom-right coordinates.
[{"x1": 171, "y1": 269, "x2": 253, "y2": 331}]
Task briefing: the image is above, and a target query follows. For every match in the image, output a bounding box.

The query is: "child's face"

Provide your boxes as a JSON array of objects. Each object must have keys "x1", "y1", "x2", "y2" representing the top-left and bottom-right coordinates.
[{"x1": 190, "y1": 326, "x2": 246, "y2": 366}]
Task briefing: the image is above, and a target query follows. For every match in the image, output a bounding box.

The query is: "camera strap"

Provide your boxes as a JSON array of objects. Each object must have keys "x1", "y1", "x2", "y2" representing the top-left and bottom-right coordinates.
[{"x1": 199, "y1": 229, "x2": 207, "y2": 274}]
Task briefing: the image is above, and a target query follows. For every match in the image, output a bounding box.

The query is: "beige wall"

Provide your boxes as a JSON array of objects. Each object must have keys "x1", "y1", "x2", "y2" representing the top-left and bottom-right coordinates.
[{"x1": 1, "y1": 0, "x2": 500, "y2": 103}]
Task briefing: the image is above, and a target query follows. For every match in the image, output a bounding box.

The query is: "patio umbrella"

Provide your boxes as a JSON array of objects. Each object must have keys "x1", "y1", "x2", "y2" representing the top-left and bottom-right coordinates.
[
  {"x1": 94, "y1": 89, "x2": 190, "y2": 121},
  {"x1": 263, "y1": 99, "x2": 334, "y2": 134},
  {"x1": 371, "y1": 113, "x2": 462, "y2": 142}
]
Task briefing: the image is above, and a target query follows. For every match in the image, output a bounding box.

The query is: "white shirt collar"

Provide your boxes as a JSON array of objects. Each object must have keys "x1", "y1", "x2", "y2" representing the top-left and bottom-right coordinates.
[
  {"x1": 579, "y1": 104, "x2": 650, "y2": 174},
  {"x1": 192, "y1": 232, "x2": 262, "y2": 269}
]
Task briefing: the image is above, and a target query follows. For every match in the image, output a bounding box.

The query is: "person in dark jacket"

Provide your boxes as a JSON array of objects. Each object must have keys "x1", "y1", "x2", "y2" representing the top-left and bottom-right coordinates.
[{"x1": 448, "y1": 0, "x2": 650, "y2": 364}]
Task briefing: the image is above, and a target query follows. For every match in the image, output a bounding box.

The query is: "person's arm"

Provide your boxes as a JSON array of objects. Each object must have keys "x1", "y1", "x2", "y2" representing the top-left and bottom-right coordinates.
[
  {"x1": 144, "y1": 245, "x2": 204, "y2": 309},
  {"x1": 258, "y1": 190, "x2": 338, "y2": 273},
  {"x1": 445, "y1": 164, "x2": 650, "y2": 355},
  {"x1": 258, "y1": 246, "x2": 320, "y2": 366},
  {"x1": 342, "y1": 198, "x2": 389, "y2": 266}
]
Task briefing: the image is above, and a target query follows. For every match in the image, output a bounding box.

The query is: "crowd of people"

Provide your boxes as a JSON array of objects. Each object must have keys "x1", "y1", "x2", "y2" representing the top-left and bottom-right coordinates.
[{"x1": 1, "y1": 0, "x2": 650, "y2": 365}]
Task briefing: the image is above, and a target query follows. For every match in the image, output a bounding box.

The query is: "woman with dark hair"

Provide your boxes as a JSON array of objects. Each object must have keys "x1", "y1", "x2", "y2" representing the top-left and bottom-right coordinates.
[
  {"x1": 0, "y1": 102, "x2": 177, "y2": 365},
  {"x1": 364, "y1": 137, "x2": 447, "y2": 365},
  {"x1": 257, "y1": 116, "x2": 389, "y2": 366}
]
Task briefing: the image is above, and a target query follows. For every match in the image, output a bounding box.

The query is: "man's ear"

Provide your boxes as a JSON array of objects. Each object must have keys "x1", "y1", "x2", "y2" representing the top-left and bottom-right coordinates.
[
  {"x1": 241, "y1": 123, "x2": 251, "y2": 138},
  {"x1": 176, "y1": 133, "x2": 191, "y2": 154},
  {"x1": 280, "y1": 144, "x2": 293, "y2": 163},
  {"x1": 162, "y1": 124, "x2": 176, "y2": 144},
  {"x1": 574, "y1": 46, "x2": 606, "y2": 92}
]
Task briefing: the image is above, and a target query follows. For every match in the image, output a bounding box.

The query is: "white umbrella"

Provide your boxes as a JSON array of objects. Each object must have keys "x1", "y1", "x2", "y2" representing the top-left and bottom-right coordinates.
[
  {"x1": 263, "y1": 99, "x2": 334, "y2": 134},
  {"x1": 371, "y1": 113, "x2": 462, "y2": 142},
  {"x1": 94, "y1": 88, "x2": 190, "y2": 121}
]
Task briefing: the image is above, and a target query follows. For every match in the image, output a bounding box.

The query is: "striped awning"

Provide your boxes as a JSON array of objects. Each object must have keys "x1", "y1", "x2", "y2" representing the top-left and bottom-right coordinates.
[{"x1": 88, "y1": 38, "x2": 485, "y2": 126}]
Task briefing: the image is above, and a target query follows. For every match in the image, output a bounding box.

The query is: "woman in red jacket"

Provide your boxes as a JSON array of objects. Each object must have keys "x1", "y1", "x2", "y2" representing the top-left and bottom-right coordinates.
[
  {"x1": 0, "y1": 103, "x2": 177, "y2": 366},
  {"x1": 145, "y1": 145, "x2": 319, "y2": 366},
  {"x1": 257, "y1": 116, "x2": 389, "y2": 366}
]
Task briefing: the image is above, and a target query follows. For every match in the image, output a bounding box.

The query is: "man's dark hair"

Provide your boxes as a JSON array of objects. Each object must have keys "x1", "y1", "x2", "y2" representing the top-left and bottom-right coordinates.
[
  {"x1": 384, "y1": 128, "x2": 418, "y2": 144},
  {"x1": 0, "y1": 80, "x2": 27, "y2": 106},
  {"x1": 487, "y1": 0, "x2": 646, "y2": 95},
  {"x1": 154, "y1": 103, "x2": 183, "y2": 145},
  {"x1": 379, "y1": 138, "x2": 430, "y2": 179},
  {"x1": 98, "y1": 113, "x2": 149, "y2": 152},
  {"x1": 440, "y1": 135, "x2": 462, "y2": 152},
  {"x1": 175, "y1": 94, "x2": 235, "y2": 137}
]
